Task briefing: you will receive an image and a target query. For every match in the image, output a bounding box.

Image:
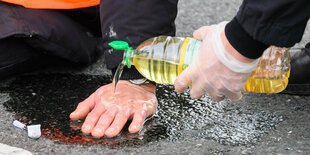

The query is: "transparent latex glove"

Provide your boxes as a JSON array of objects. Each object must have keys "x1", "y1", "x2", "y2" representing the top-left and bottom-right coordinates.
[
  {"x1": 174, "y1": 22, "x2": 259, "y2": 102},
  {"x1": 70, "y1": 81, "x2": 157, "y2": 137}
]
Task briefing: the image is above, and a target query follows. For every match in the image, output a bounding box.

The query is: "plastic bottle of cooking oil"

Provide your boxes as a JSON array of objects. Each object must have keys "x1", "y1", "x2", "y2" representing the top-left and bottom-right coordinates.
[{"x1": 109, "y1": 36, "x2": 291, "y2": 93}]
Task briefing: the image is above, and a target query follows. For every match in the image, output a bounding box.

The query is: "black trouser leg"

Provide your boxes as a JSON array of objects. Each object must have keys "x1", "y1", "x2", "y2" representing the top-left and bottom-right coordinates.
[
  {"x1": 0, "y1": 37, "x2": 42, "y2": 78},
  {"x1": 0, "y1": 2, "x2": 101, "y2": 65}
]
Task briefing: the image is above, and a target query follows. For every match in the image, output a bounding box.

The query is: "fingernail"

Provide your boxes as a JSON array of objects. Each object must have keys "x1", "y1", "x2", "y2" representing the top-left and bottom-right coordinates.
[
  {"x1": 92, "y1": 128, "x2": 103, "y2": 137},
  {"x1": 132, "y1": 125, "x2": 137, "y2": 130},
  {"x1": 132, "y1": 124, "x2": 140, "y2": 130},
  {"x1": 129, "y1": 125, "x2": 139, "y2": 133},
  {"x1": 82, "y1": 125, "x2": 91, "y2": 131},
  {"x1": 70, "y1": 112, "x2": 77, "y2": 117},
  {"x1": 106, "y1": 128, "x2": 114, "y2": 134}
]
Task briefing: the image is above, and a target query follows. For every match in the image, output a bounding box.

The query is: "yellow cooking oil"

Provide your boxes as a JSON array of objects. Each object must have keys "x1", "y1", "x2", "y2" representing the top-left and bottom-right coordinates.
[
  {"x1": 243, "y1": 46, "x2": 291, "y2": 93},
  {"x1": 109, "y1": 36, "x2": 291, "y2": 94},
  {"x1": 244, "y1": 70, "x2": 290, "y2": 93},
  {"x1": 133, "y1": 57, "x2": 179, "y2": 84}
]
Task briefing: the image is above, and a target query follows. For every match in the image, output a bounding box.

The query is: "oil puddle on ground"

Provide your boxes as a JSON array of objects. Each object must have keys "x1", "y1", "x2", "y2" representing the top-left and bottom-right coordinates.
[{"x1": 0, "y1": 74, "x2": 283, "y2": 147}]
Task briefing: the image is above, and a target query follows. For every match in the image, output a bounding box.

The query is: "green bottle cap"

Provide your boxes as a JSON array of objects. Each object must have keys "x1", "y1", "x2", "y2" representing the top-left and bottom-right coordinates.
[
  {"x1": 109, "y1": 41, "x2": 132, "y2": 68},
  {"x1": 108, "y1": 41, "x2": 129, "y2": 50}
]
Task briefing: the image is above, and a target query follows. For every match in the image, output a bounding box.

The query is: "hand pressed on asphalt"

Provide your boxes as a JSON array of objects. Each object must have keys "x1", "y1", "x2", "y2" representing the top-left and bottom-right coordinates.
[{"x1": 70, "y1": 80, "x2": 157, "y2": 137}]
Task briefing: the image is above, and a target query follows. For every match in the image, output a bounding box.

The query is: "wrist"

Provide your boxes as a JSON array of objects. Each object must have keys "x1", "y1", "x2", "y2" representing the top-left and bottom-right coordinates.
[
  {"x1": 220, "y1": 31, "x2": 257, "y2": 63},
  {"x1": 128, "y1": 78, "x2": 156, "y2": 86},
  {"x1": 211, "y1": 22, "x2": 259, "y2": 73},
  {"x1": 121, "y1": 80, "x2": 156, "y2": 93},
  {"x1": 140, "y1": 82, "x2": 156, "y2": 94},
  {"x1": 225, "y1": 17, "x2": 269, "y2": 59}
]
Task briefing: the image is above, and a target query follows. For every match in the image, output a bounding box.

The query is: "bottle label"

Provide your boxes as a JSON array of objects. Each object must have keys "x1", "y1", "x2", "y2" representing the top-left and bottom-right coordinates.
[{"x1": 178, "y1": 37, "x2": 202, "y2": 74}]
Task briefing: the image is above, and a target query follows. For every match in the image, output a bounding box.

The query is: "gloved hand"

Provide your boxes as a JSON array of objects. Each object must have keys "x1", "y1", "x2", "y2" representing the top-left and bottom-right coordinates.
[
  {"x1": 70, "y1": 81, "x2": 157, "y2": 137},
  {"x1": 174, "y1": 22, "x2": 259, "y2": 102}
]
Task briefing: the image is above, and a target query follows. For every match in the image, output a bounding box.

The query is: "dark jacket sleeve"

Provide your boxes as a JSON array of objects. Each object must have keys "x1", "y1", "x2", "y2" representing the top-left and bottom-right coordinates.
[
  {"x1": 225, "y1": 0, "x2": 310, "y2": 59},
  {"x1": 100, "y1": 0, "x2": 178, "y2": 80}
]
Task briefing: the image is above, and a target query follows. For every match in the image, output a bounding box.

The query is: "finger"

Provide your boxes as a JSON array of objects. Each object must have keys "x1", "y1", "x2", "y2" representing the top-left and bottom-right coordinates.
[
  {"x1": 207, "y1": 86, "x2": 226, "y2": 102},
  {"x1": 193, "y1": 26, "x2": 213, "y2": 40},
  {"x1": 81, "y1": 102, "x2": 106, "y2": 134},
  {"x1": 207, "y1": 81, "x2": 226, "y2": 102},
  {"x1": 209, "y1": 92, "x2": 225, "y2": 102},
  {"x1": 128, "y1": 111, "x2": 146, "y2": 133},
  {"x1": 189, "y1": 82, "x2": 206, "y2": 99},
  {"x1": 174, "y1": 67, "x2": 192, "y2": 93},
  {"x1": 192, "y1": 80, "x2": 225, "y2": 102},
  {"x1": 91, "y1": 106, "x2": 118, "y2": 138},
  {"x1": 105, "y1": 108, "x2": 132, "y2": 137},
  {"x1": 225, "y1": 91, "x2": 242, "y2": 102},
  {"x1": 220, "y1": 81, "x2": 243, "y2": 102},
  {"x1": 70, "y1": 93, "x2": 96, "y2": 120}
]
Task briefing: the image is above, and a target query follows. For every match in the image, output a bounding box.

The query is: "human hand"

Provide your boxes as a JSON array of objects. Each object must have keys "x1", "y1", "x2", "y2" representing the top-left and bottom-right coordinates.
[
  {"x1": 70, "y1": 80, "x2": 157, "y2": 137},
  {"x1": 174, "y1": 22, "x2": 259, "y2": 102}
]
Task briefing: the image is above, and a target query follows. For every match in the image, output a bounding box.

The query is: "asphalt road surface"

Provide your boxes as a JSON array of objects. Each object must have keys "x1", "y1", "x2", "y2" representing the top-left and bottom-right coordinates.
[{"x1": 0, "y1": 0, "x2": 309, "y2": 154}]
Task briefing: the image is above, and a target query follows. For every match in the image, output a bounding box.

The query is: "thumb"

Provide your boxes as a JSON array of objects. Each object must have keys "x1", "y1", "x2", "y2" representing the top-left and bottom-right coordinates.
[
  {"x1": 193, "y1": 26, "x2": 213, "y2": 40},
  {"x1": 174, "y1": 67, "x2": 193, "y2": 93}
]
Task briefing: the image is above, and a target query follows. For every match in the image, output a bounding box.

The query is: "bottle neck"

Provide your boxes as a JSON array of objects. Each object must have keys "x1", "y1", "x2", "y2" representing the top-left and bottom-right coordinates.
[{"x1": 123, "y1": 48, "x2": 137, "y2": 68}]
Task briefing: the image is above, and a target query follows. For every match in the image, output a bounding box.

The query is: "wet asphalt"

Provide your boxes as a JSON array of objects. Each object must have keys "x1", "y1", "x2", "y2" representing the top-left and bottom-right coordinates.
[{"x1": 1, "y1": 0, "x2": 310, "y2": 154}]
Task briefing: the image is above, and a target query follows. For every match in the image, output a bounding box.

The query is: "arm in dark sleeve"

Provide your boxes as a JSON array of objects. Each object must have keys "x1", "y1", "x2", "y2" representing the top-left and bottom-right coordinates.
[
  {"x1": 100, "y1": 0, "x2": 178, "y2": 80},
  {"x1": 225, "y1": 0, "x2": 310, "y2": 59}
]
